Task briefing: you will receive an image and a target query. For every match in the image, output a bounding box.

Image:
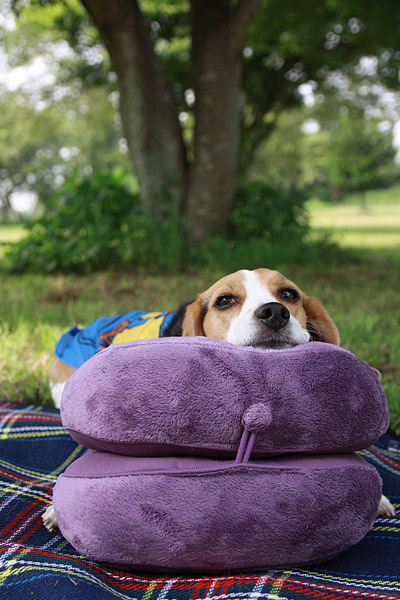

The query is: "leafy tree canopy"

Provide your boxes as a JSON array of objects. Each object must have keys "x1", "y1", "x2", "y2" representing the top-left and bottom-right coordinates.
[
  {"x1": 0, "y1": 0, "x2": 130, "y2": 216},
  {"x1": 2, "y1": 0, "x2": 400, "y2": 239},
  {"x1": 8, "y1": 0, "x2": 400, "y2": 165}
]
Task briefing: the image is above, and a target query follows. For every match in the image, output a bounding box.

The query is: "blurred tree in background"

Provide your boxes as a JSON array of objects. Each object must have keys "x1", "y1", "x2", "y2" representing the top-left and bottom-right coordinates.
[
  {"x1": 319, "y1": 112, "x2": 396, "y2": 210},
  {"x1": 253, "y1": 106, "x2": 398, "y2": 206},
  {"x1": 2, "y1": 0, "x2": 400, "y2": 270},
  {"x1": 0, "y1": 87, "x2": 129, "y2": 221}
]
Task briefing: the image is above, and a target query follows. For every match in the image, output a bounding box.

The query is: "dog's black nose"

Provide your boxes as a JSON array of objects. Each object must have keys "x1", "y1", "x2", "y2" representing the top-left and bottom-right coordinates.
[{"x1": 255, "y1": 302, "x2": 290, "y2": 331}]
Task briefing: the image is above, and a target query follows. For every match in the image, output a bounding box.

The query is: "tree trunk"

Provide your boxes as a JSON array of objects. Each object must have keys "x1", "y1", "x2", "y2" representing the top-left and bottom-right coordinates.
[
  {"x1": 330, "y1": 185, "x2": 341, "y2": 203},
  {"x1": 186, "y1": 0, "x2": 259, "y2": 243},
  {"x1": 0, "y1": 194, "x2": 12, "y2": 224},
  {"x1": 81, "y1": 0, "x2": 259, "y2": 244},
  {"x1": 358, "y1": 189, "x2": 367, "y2": 212},
  {"x1": 81, "y1": 0, "x2": 187, "y2": 218}
]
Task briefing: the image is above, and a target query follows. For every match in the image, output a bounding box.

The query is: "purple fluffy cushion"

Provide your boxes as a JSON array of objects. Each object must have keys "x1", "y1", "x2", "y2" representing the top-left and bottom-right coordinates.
[
  {"x1": 53, "y1": 451, "x2": 382, "y2": 572},
  {"x1": 61, "y1": 338, "x2": 388, "y2": 457}
]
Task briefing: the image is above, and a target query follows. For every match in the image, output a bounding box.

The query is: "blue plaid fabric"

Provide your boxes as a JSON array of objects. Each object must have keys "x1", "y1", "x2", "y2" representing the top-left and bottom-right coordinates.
[{"x1": 0, "y1": 401, "x2": 399, "y2": 599}]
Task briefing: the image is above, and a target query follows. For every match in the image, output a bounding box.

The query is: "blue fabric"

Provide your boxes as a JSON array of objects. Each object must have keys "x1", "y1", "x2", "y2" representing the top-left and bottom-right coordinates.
[{"x1": 55, "y1": 310, "x2": 176, "y2": 369}]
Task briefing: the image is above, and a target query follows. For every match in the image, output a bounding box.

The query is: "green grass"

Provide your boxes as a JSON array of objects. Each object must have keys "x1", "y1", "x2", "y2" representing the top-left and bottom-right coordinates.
[
  {"x1": 0, "y1": 187, "x2": 399, "y2": 432},
  {"x1": 308, "y1": 186, "x2": 400, "y2": 256},
  {"x1": 0, "y1": 223, "x2": 27, "y2": 258},
  {"x1": 304, "y1": 187, "x2": 400, "y2": 431},
  {"x1": 0, "y1": 223, "x2": 26, "y2": 242}
]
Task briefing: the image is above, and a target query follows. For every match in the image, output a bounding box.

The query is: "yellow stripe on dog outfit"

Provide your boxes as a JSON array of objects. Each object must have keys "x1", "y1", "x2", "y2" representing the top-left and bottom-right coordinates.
[{"x1": 112, "y1": 312, "x2": 165, "y2": 343}]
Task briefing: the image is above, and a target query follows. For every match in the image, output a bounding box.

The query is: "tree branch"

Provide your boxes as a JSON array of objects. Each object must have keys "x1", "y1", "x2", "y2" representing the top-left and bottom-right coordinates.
[{"x1": 229, "y1": 0, "x2": 260, "y2": 55}]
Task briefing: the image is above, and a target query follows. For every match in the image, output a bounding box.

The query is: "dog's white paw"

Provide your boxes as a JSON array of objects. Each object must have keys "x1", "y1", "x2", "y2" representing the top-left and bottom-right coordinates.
[
  {"x1": 49, "y1": 382, "x2": 66, "y2": 409},
  {"x1": 377, "y1": 494, "x2": 396, "y2": 517},
  {"x1": 43, "y1": 504, "x2": 59, "y2": 532}
]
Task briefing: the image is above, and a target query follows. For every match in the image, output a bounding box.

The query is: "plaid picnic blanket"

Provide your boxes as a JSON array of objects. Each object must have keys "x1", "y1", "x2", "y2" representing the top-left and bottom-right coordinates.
[{"x1": 0, "y1": 401, "x2": 399, "y2": 600}]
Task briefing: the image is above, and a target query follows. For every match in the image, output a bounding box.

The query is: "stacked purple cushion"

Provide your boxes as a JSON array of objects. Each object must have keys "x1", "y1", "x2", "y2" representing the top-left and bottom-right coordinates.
[
  {"x1": 54, "y1": 337, "x2": 388, "y2": 572},
  {"x1": 54, "y1": 452, "x2": 381, "y2": 572},
  {"x1": 61, "y1": 338, "x2": 388, "y2": 457}
]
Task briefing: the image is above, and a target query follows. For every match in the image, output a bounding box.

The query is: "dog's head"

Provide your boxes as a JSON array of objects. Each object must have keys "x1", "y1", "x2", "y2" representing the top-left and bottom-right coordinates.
[{"x1": 180, "y1": 268, "x2": 339, "y2": 349}]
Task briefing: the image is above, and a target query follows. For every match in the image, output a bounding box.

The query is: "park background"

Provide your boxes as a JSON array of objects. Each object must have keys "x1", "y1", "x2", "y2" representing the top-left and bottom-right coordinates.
[{"x1": 0, "y1": 0, "x2": 399, "y2": 433}]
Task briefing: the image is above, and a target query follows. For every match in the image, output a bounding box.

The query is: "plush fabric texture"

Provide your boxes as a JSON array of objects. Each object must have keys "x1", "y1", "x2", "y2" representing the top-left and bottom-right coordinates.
[
  {"x1": 53, "y1": 451, "x2": 382, "y2": 573},
  {"x1": 61, "y1": 337, "x2": 388, "y2": 457}
]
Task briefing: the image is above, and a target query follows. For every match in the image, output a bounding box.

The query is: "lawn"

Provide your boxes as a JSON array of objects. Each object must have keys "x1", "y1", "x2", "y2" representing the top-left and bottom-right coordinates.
[
  {"x1": 0, "y1": 223, "x2": 26, "y2": 244},
  {"x1": 0, "y1": 188, "x2": 399, "y2": 432},
  {"x1": 309, "y1": 186, "x2": 400, "y2": 255}
]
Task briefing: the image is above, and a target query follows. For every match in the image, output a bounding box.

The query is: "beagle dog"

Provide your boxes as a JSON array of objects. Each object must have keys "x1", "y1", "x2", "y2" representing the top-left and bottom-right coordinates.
[
  {"x1": 170, "y1": 268, "x2": 339, "y2": 346},
  {"x1": 43, "y1": 268, "x2": 395, "y2": 531}
]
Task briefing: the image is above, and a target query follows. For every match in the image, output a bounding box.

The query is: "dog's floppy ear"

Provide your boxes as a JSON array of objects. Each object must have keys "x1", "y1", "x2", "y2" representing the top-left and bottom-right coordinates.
[
  {"x1": 370, "y1": 367, "x2": 382, "y2": 380},
  {"x1": 182, "y1": 296, "x2": 206, "y2": 337},
  {"x1": 303, "y1": 295, "x2": 340, "y2": 345}
]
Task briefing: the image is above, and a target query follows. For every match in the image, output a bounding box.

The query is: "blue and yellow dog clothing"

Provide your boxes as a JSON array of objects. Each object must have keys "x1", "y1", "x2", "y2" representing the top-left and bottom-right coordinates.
[{"x1": 55, "y1": 311, "x2": 176, "y2": 369}]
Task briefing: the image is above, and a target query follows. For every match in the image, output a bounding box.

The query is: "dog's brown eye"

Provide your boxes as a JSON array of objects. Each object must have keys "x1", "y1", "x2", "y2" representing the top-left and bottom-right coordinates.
[
  {"x1": 215, "y1": 295, "x2": 237, "y2": 309},
  {"x1": 279, "y1": 288, "x2": 299, "y2": 302}
]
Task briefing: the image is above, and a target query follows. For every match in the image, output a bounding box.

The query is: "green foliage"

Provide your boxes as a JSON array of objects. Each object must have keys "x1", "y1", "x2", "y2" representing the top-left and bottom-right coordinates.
[
  {"x1": 0, "y1": 0, "x2": 125, "y2": 217},
  {"x1": 3, "y1": 0, "x2": 399, "y2": 268},
  {"x1": 322, "y1": 112, "x2": 397, "y2": 194},
  {"x1": 251, "y1": 111, "x2": 306, "y2": 193},
  {"x1": 0, "y1": 85, "x2": 126, "y2": 216},
  {"x1": 192, "y1": 232, "x2": 345, "y2": 274},
  {"x1": 4, "y1": 168, "x2": 187, "y2": 272},
  {"x1": 5, "y1": 171, "x2": 341, "y2": 273},
  {"x1": 5, "y1": 169, "x2": 137, "y2": 272},
  {"x1": 229, "y1": 181, "x2": 308, "y2": 242},
  {"x1": 7, "y1": 0, "x2": 400, "y2": 184},
  {"x1": 240, "y1": 0, "x2": 400, "y2": 168},
  {"x1": 188, "y1": 181, "x2": 329, "y2": 272},
  {"x1": 8, "y1": 0, "x2": 109, "y2": 87},
  {"x1": 252, "y1": 106, "x2": 399, "y2": 204}
]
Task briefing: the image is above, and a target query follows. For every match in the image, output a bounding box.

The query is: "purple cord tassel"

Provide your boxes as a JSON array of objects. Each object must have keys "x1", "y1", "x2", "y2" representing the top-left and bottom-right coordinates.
[
  {"x1": 235, "y1": 428, "x2": 250, "y2": 463},
  {"x1": 235, "y1": 403, "x2": 272, "y2": 463}
]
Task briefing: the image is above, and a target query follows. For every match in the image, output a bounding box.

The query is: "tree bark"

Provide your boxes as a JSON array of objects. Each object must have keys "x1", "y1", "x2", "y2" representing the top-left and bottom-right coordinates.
[
  {"x1": 359, "y1": 189, "x2": 367, "y2": 212},
  {"x1": 185, "y1": 0, "x2": 259, "y2": 243},
  {"x1": 81, "y1": 0, "x2": 187, "y2": 218},
  {"x1": 81, "y1": 0, "x2": 259, "y2": 244},
  {"x1": 0, "y1": 194, "x2": 12, "y2": 224}
]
